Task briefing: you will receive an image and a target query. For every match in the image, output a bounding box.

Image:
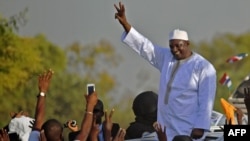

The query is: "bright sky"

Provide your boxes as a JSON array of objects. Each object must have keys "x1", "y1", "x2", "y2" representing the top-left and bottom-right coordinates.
[{"x1": 1, "y1": 0, "x2": 250, "y2": 101}]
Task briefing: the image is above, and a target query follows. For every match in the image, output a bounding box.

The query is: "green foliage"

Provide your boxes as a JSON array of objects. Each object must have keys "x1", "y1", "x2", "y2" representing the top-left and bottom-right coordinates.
[
  {"x1": 0, "y1": 15, "x2": 66, "y2": 126},
  {"x1": 0, "y1": 21, "x2": 42, "y2": 92}
]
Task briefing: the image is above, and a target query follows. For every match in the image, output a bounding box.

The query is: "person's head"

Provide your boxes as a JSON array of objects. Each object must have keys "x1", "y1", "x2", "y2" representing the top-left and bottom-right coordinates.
[
  {"x1": 8, "y1": 113, "x2": 34, "y2": 141},
  {"x1": 93, "y1": 99, "x2": 104, "y2": 124},
  {"x1": 132, "y1": 91, "x2": 158, "y2": 121},
  {"x1": 169, "y1": 29, "x2": 191, "y2": 60},
  {"x1": 42, "y1": 119, "x2": 64, "y2": 141}
]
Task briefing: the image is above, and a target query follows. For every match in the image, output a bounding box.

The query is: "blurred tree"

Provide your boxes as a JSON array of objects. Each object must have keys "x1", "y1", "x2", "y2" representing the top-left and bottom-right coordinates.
[
  {"x1": 0, "y1": 14, "x2": 66, "y2": 127},
  {"x1": 0, "y1": 13, "x2": 127, "y2": 131}
]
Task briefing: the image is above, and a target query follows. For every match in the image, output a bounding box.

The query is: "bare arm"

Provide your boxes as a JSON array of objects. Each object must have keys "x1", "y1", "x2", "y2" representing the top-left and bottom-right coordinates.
[
  {"x1": 89, "y1": 115, "x2": 100, "y2": 141},
  {"x1": 75, "y1": 92, "x2": 98, "y2": 141},
  {"x1": 32, "y1": 69, "x2": 53, "y2": 131}
]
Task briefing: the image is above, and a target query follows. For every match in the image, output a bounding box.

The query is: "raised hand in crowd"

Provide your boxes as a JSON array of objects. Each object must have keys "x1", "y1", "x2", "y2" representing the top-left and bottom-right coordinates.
[
  {"x1": 74, "y1": 91, "x2": 98, "y2": 141},
  {"x1": 103, "y1": 109, "x2": 115, "y2": 141},
  {"x1": 38, "y1": 69, "x2": 53, "y2": 94},
  {"x1": 244, "y1": 87, "x2": 250, "y2": 125},
  {"x1": 65, "y1": 120, "x2": 79, "y2": 132},
  {"x1": 0, "y1": 129, "x2": 10, "y2": 141},
  {"x1": 153, "y1": 122, "x2": 167, "y2": 141},
  {"x1": 112, "y1": 128, "x2": 126, "y2": 141},
  {"x1": 32, "y1": 69, "x2": 54, "y2": 131}
]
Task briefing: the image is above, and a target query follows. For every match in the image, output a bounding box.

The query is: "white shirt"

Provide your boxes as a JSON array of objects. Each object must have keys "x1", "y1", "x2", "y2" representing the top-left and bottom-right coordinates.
[{"x1": 122, "y1": 27, "x2": 217, "y2": 141}]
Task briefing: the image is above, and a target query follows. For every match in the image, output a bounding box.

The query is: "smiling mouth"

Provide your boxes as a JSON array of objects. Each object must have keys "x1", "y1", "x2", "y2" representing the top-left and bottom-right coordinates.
[{"x1": 174, "y1": 52, "x2": 180, "y2": 56}]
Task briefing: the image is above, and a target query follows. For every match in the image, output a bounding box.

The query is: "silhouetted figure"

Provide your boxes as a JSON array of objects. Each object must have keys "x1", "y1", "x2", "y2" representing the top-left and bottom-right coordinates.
[{"x1": 125, "y1": 91, "x2": 158, "y2": 140}]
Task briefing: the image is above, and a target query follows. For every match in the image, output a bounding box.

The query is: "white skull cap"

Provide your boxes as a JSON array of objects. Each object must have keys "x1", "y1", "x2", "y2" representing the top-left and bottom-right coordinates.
[{"x1": 169, "y1": 29, "x2": 188, "y2": 41}]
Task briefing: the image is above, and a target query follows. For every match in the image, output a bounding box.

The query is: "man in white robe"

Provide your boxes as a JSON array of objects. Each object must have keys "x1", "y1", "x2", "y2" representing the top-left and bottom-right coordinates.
[{"x1": 114, "y1": 2, "x2": 217, "y2": 141}]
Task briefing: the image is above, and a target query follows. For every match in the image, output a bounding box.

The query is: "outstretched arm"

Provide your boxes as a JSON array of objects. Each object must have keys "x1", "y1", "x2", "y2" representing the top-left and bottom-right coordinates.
[
  {"x1": 114, "y1": 2, "x2": 131, "y2": 33},
  {"x1": 75, "y1": 92, "x2": 98, "y2": 141},
  {"x1": 32, "y1": 69, "x2": 53, "y2": 131}
]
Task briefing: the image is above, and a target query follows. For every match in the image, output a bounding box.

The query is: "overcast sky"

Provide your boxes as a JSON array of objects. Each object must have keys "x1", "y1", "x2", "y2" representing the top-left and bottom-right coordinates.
[{"x1": 1, "y1": 0, "x2": 250, "y2": 101}]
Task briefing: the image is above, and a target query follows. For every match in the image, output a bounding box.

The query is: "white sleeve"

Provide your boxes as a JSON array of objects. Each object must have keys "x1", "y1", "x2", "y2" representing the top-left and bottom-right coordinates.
[{"x1": 121, "y1": 27, "x2": 167, "y2": 70}]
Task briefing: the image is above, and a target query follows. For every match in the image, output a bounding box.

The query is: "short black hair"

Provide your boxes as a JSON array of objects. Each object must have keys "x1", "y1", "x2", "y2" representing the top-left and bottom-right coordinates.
[{"x1": 42, "y1": 119, "x2": 64, "y2": 141}]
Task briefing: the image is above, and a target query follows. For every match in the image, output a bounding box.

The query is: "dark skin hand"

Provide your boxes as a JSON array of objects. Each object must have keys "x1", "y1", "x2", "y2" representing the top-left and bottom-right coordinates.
[
  {"x1": 0, "y1": 129, "x2": 10, "y2": 141},
  {"x1": 153, "y1": 122, "x2": 167, "y2": 141},
  {"x1": 190, "y1": 128, "x2": 204, "y2": 139},
  {"x1": 114, "y1": 2, "x2": 131, "y2": 33},
  {"x1": 103, "y1": 109, "x2": 115, "y2": 141}
]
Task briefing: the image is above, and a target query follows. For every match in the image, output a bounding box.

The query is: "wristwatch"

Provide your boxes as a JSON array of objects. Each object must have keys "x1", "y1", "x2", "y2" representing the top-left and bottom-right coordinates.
[{"x1": 38, "y1": 92, "x2": 46, "y2": 97}]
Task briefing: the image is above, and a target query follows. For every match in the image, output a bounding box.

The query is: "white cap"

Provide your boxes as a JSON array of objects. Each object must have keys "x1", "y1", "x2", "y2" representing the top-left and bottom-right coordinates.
[{"x1": 169, "y1": 29, "x2": 188, "y2": 41}]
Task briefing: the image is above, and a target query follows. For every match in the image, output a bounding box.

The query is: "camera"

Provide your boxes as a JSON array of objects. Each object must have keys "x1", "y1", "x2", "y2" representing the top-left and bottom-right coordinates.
[{"x1": 64, "y1": 120, "x2": 77, "y2": 128}]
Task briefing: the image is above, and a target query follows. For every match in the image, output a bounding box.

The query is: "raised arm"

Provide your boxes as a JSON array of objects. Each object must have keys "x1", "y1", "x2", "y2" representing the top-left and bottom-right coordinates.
[
  {"x1": 75, "y1": 91, "x2": 98, "y2": 141},
  {"x1": 32, "y1": 69, "x2": 53, "y2": 131},
  {"x1": 103, "y1": 109, "x2": 115, "y2": 141},
  {"x1": 114, "y1": 2, "x2": 131, "y2": 33}
]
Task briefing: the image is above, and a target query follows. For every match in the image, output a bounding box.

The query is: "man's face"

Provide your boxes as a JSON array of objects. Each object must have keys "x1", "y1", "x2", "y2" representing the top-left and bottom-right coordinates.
[{"x1": 169, "y1": 39, "x2": 190, "y2": 60}]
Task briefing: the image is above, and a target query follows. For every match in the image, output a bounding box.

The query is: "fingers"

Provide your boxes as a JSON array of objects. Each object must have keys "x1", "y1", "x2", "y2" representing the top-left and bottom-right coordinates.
[
  {"x1": 104, "y1": 109, "x2": 115, "y2": 121},
  {"x1": 109, "y1": 108, "x2": 114, "y2": 119},
  {"x1": 114, "y1": 2, "x2": 123, "y2": 12},
  {"x1": 29, "y1": 119, "x2": 35, "y2": 128},
  {"x1": 39, "y1": 69, "x2": 54, "y2": 80},
  {"x1": 48, "y1": 69, "x2": 54, "y2": 79},
  {"x1": 121, "y1": 2, "x2": 125, "y2": 12},
  {"x1": 119, "y1": 2, "x2": 122, "y2": 11},
  {"x1": 115, "y1": 128, "x2": 126, "y2": 141},
  {"x1": 45, "y1": 69, "x2": 53, "y2": 80},
  {"x1": 119, "y1": 128, "x2": 126, "y2": 138},
  {"x1": 114, "y1": 4, "x2": 120, "y2": 12},
  {"x1": 153, "y1": 122, "x2": 161, "y2": 131},
  {"x1": 114, "y1": 2, "x2": 125, "y2": 20},
  {"x1": 0, "y1": 129, "x2": 9, "y2": 141},
  {"x1": 153, "y1": 122, "x2": 166, "y2": 133}
]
